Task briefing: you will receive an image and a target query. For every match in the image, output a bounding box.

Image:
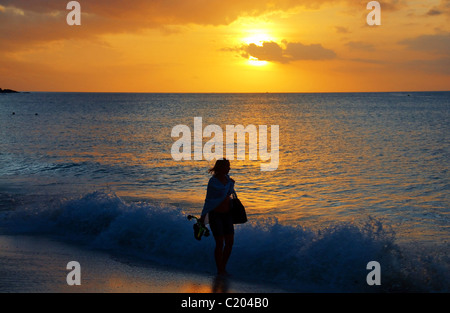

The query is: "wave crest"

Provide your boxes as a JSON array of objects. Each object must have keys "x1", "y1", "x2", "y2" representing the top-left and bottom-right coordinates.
[{"x1": 0, "y1": 191, "x2": 448, "y2": 292}]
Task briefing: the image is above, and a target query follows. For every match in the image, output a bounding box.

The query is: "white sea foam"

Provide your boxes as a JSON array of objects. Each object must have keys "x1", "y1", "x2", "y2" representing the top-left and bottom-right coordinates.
[{"x1": 0, "y1": 191, "x2": 447, "y2": 292}]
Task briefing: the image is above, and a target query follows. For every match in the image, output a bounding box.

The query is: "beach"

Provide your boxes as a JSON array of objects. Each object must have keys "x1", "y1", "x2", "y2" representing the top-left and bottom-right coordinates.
[{"x1": 0, "y1": 234, "x2": 287, "y2": 293}]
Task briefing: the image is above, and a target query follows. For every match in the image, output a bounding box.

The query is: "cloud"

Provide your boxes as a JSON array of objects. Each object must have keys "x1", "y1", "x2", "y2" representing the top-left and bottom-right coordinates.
[
  {"x1": 398, "y1": 32, "x2": 450, "y2": 76},
  {"x1": 0, "y1": 0, "x2": 315, "y2": 29},
  {"x1": 242, "y1": 41, "x2": 286, "y2": 63},
  {"x1": 425, "y1": 0, "x2": 450, "y2": 17},
  {"x1": 345, "y1": 41, "x2": 375, "y2": 51},
  {"x1": 238, "y1": 40, "x2": 336, "y2": 63},
  {"x1": 335, "y1": 26, "x2": 350, "y2": 34},
  {"x1": 0, "y1": 0, "x2": 407, "y2": 52},
  {"x1": 407, "y1": 57, "x2": 450, "y2": 75},
  {"x1": 1, "y1": 0, "x2": 408, "y2": 19},
  {"x1": 284, "y1": 41, "x2": 337, "y2": 60},
  {"x1": 1, "y1": 0, "x2": 298, "y2": 53},
  {"x1": 399, "y1": 33, "x2": 450, "y2": 55},
  {"x1": 427, "y1": 9, "x2": 443, "y2": 16}
]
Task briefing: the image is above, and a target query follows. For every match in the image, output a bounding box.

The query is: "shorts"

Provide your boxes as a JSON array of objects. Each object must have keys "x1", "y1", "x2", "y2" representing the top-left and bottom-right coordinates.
[{"x1": 208, "y1": 211, "x2": 234, "y2": 237}]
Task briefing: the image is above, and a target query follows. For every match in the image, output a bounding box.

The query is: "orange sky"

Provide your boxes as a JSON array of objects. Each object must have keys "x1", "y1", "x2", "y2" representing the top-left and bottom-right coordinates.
[{"x1": 0, "y1": 0, "x2": 449, "y2": 92}]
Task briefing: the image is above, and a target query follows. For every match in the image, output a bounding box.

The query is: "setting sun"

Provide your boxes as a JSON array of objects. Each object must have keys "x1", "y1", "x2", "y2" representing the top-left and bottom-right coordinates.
[
  {"x1": 241, "y1": 32, "x2": 274, "y2": 66},
  {"x1": 243, "y1": 33, "x2": 274, "y2": 46}
]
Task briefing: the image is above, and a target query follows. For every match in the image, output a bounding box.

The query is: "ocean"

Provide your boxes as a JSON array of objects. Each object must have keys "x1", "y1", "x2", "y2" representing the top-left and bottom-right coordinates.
[{"x1": 0, "y1": 92, "x2": 449, "y2": 292}]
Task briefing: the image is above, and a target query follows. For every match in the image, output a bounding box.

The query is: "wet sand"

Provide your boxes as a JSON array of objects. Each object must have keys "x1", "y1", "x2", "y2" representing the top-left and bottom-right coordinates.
[{"x1": 0, "y1": 234, "x2": 286, "y2": 293}]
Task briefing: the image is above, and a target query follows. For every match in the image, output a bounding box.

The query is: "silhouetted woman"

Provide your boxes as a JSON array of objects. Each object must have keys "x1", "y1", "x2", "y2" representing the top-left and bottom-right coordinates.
[{"x1": 199, "y1": 159, "x2": 235, "y2": 276}]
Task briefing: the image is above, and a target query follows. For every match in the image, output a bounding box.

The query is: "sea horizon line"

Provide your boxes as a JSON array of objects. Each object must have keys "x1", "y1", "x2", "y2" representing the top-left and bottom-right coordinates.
[{"x1": 4, "y1": 90, "x2": 450, "y2": 95}]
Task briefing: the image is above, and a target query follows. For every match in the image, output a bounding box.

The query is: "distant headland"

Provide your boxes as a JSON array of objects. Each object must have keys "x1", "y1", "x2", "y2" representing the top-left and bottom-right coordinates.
[{"x1": 0, "y1": 88, "x2": 20, "y2": 94}]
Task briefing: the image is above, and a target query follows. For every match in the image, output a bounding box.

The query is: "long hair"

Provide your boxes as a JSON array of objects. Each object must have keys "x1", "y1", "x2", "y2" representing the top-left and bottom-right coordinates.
[{"x1": 208, "y1": 158, "x2": 230, "y2": 175}]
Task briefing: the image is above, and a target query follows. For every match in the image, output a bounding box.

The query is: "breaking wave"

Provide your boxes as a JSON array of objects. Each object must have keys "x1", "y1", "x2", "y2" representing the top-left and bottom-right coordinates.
[{"x1": 0, "y1": 191, "x2": 448, "y2": 292}]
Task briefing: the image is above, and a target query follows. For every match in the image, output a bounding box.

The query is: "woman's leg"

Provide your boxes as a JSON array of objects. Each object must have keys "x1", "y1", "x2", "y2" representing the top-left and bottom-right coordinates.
[
  {"x1": 222, "y1": 233, "x2": 234, "y2": 272},
  {"x1": 214, "y1": 235, "x2": 226, "y2": 274},
  {"x1": 211, "y1": 212, "x2": 234, "y2": 275}
]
